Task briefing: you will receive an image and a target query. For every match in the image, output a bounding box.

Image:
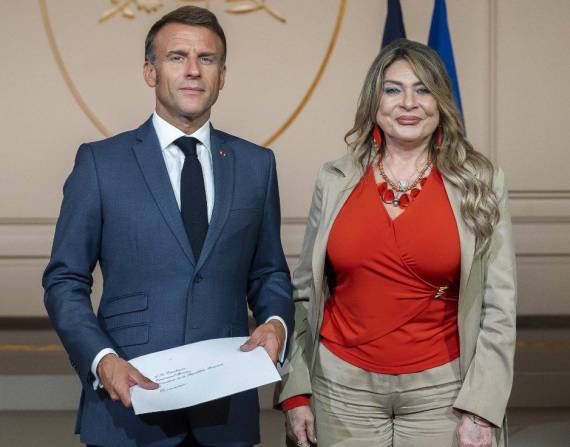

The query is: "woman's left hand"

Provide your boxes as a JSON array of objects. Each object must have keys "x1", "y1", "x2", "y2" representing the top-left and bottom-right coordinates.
[{"x1": 457, "y1": 413, "x2": 494, "y2": 447}]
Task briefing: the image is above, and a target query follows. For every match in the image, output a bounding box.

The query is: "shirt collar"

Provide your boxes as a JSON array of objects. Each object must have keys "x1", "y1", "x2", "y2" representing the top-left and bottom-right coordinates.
[{"x1": 152, "y1": 112, "x2": 211, "y2": 152}]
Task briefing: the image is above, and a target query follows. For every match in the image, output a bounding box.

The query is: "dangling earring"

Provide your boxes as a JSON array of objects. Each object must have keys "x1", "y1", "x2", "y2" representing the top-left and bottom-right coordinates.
[
  {"x1": 434, "y1": 126, "x2": 443, "y2": 149},
  {"x1": 373, "y1": 125, "x2": 382, "y2": 149}
]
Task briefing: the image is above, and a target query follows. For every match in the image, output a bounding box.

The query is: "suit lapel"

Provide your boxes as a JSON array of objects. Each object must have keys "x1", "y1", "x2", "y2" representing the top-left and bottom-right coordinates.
[
  {"x1": 131, "y1": 118, "x2": 195, "y2": 265},
  {"x1": 443, "y1": 177, "x2": 475, "y2": 294},
  {"x1": 195, "y1": 127, "x2": 234, "y2": 271}
]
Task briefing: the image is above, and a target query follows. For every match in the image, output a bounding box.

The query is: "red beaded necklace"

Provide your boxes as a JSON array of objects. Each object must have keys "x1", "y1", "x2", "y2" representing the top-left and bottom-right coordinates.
[{"x1": 376, "y1": 158, "x2": 432, "y2": 209}]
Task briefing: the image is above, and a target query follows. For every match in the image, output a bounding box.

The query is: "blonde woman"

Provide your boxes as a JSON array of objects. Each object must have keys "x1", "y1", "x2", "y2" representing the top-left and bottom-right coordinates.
[{"x1": 278, "y1": 39, "x2": 516, "y2": 447}]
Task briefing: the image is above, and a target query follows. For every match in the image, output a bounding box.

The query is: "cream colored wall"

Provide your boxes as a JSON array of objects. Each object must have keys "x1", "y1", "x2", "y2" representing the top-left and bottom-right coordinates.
[{"x1": 1, "y1": 0, "x2": 569, "y2": 317}]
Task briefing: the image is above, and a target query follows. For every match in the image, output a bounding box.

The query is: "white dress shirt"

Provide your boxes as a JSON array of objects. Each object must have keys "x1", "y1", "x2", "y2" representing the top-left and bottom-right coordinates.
[
  {"x1": 91, "y1": 113, "x2": 287, "y2": 388},
  {"x1": 153, "y1": 113, "x2": 215, "y2": 219}
]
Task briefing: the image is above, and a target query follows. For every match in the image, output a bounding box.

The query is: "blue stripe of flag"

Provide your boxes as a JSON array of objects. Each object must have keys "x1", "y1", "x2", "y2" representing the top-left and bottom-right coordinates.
[
  {"x1": 428, "y1": 0, "x2": 464, "y2": 120},
  {"x1": 382, "y1": 0, "x2": 406, "y2": 48}
]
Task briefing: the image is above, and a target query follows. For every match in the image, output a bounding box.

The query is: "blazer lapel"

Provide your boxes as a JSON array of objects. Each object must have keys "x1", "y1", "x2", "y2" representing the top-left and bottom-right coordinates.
[
  {"x1": 131, "y1": 118, "x2": 195, "y2": 265},
  {"x1": 443, "y1": 177, "x2": 475, "y2": 294},
  {"x1": 312, "y1": 159, "x2": 476, "y2": 300},
  {"x1": 310, "y1": 155, "x2": 363, "y2": 338},
  {"x1": 195, "y1": 127, "x2": 234, "y2": 271},
  {"x1": 322, "y1": 166, "x2": 360, "y2": 237}
]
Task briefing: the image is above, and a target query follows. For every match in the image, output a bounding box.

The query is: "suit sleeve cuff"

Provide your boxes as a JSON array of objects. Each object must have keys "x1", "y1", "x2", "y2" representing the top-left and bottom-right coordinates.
[
  {"x1": 91, "y1": 348, "x2": 118, "y2": 390},
  {"x1": 265, "y1": 316, "x2": 287, "y2": 364},
  {"x1": 453, "y1": 404, "x2": 501, "y2": 428}
]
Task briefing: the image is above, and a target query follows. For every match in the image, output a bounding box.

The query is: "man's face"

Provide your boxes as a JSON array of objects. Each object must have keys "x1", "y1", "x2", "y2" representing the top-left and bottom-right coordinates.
[{"x1": 144, "y1": 23, "x2": 226, "y2": 131}]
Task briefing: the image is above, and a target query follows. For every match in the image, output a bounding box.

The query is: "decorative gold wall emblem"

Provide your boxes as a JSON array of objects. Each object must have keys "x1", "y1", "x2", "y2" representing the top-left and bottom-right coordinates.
[
  {"x1": 39, "y1": 0, "x2": 346, "y2": 146},
  {"x1": 99, "y1": 1, "x2": 286, "y2": 24},
  {"x1": 100, "y1": 0, "x2": 166, "y2": 23}
]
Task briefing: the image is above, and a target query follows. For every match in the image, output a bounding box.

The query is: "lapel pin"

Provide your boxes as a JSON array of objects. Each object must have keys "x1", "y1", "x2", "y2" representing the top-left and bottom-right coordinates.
[{"x1": 219, "y1": 150, "x2": 227, "y2": 157}]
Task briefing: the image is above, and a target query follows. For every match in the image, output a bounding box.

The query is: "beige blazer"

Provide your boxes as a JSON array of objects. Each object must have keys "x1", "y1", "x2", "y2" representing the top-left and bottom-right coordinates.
[{"x1": 278, "y1": 154, "x2": 517, "y2": 446}]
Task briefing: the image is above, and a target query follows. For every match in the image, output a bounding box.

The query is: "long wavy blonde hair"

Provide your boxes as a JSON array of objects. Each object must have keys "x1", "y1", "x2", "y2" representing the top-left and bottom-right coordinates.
[{"x1": 345, "y1": 39, "x2": 499, "y2": 256}]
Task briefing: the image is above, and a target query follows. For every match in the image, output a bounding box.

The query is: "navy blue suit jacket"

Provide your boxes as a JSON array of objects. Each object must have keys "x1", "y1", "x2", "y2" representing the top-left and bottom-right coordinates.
[{"x1": 43, "y1": 118, "x2": 293, "y2": 446}]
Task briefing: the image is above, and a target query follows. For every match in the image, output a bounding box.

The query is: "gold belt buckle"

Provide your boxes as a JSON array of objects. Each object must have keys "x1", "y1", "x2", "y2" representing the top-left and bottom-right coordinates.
[{"x1": 435, "y1": 285, "x2": 448, "y2": 298}]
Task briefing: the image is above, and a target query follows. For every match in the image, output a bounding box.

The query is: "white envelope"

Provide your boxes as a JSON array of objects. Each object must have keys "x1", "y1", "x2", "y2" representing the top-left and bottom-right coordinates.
[{"x1": 129, "y1": 337, "x2": 281, "y2": 415}]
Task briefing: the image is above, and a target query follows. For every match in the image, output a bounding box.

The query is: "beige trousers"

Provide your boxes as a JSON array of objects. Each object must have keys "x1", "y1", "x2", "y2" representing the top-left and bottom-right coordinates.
[{"x1": 312, "y1": 343, "x2": 466, "y2": 447}]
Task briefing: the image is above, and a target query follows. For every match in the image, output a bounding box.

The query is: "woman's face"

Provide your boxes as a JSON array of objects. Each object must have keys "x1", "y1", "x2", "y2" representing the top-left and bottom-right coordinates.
[{"x1": 376, "y1": 59, "x2": 439, "y2": 147}]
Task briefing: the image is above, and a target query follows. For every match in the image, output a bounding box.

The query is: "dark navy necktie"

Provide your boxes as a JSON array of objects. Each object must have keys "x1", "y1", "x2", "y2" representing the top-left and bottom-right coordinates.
[{"x1": 175, "y1": 136, "x2": 208, "y2": 259}]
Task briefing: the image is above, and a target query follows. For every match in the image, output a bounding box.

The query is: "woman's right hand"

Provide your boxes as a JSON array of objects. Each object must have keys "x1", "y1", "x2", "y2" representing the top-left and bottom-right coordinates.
[{"x1": 285, "y1": 405, "x2": 317, "y2": 446}]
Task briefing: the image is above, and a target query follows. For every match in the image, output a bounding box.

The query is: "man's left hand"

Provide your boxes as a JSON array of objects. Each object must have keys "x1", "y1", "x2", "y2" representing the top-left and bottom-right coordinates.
[{"x1": 240, "y1": 320, "x2": 285, "y2": 364}]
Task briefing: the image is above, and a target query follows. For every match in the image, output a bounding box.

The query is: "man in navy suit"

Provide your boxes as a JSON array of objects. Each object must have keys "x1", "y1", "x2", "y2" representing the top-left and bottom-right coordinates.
[{"x1": 43, "y1": 6, "x2": 293, "y2": 447}]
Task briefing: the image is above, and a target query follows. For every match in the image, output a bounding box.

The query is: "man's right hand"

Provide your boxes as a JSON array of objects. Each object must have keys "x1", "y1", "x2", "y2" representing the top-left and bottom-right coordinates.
[
  {"x1": 96, "y1": 353, "x2": 159, "y2": 407},
  {"x1": 285, "y1": 405, "x2": 317, "y2": 446}
]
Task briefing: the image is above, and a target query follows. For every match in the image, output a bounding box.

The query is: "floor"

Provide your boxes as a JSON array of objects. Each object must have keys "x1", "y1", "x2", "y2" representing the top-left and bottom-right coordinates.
[
  {"x1": 0, "y1": 408, "x2": 569, "y2": 446},
  {"x1": 0, "y1": 326, "x2": 569, "y2": 446}
]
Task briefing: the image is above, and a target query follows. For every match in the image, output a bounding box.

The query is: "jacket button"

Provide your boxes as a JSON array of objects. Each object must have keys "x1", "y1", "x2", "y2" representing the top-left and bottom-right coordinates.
[{"x1": 194, "y1": 274, "x2": 203, "y2": 283}]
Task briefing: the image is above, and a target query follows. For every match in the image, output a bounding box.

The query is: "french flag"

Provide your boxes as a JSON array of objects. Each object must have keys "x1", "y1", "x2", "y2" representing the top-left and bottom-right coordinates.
[{"x1": 428, "y1": 0, "x2": 464, "y2": 121}]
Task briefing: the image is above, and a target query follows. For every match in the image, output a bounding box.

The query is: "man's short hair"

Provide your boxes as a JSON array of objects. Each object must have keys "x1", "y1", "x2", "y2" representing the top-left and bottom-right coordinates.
[{"x1": 145, "y1": 6, "x2": 227, "y2": 64}]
